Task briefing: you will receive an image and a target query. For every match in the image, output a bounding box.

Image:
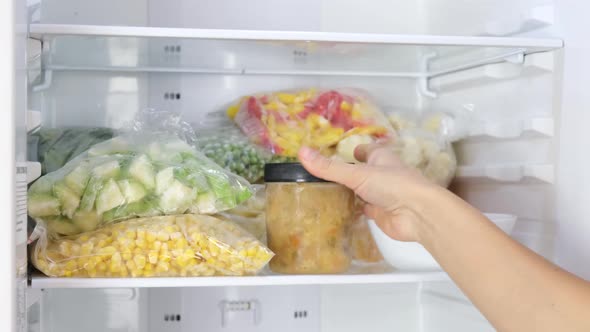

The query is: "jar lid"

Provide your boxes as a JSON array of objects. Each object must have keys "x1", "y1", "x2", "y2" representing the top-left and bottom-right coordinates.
[{"x1": 264, "y1": 163, "x2": 328, "y2": 183}]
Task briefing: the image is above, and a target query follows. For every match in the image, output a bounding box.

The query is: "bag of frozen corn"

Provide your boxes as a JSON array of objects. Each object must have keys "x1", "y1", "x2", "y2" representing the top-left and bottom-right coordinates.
[
  {"x1": 27, "y1": 111, "x2": 253, "y2": 238},
  {"x1": 31, "y1": 214, "x2": 274, "y2": 277},
  {"x1": 227, "y1": 88, "x2": 395, "y2": 161}
]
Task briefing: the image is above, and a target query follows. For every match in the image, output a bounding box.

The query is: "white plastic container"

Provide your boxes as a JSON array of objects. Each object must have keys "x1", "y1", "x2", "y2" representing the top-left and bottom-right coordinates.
[{"x1": 368, "y1": 213, "x2": 517, "y2": 271}]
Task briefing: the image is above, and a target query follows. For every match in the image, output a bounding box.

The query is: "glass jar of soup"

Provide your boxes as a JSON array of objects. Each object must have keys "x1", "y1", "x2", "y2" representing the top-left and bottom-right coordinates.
[{"x1": 264, "y1": 163, "x2": 355, "y2": 274}]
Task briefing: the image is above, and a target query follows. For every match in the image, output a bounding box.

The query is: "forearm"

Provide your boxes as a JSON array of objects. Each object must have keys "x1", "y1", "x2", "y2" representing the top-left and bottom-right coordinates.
[{"x1": 418, "y1": 187, "x2": 590, "y2": 332}]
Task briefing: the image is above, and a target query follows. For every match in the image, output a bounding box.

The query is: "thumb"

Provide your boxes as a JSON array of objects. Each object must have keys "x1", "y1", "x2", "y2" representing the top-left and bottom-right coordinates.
[{"x1": 299, "y1": 147, "x2": 368, "y2": 191}]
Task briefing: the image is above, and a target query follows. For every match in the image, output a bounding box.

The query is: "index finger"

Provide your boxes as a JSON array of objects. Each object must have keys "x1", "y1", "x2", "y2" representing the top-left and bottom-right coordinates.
[{"x1": 298, "y1": 147, "x2": 370, "y2": 191}]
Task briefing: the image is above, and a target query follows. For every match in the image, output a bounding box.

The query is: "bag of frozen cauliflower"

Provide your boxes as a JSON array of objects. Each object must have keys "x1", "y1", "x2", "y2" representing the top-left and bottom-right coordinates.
[{"x1": 31, "y1": 214, "x2": 274, "y2": 277}]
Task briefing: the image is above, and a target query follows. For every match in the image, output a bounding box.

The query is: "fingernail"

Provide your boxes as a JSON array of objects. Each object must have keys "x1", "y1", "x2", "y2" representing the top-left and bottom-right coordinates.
[{"x1": 299, "y1": 146, "x2": 319, "y2": 161}]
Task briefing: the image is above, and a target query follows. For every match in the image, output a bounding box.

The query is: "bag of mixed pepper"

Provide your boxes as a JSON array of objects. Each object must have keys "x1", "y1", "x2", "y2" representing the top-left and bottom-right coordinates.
[{"x1": 227, "y1": 88, "x2": 395, "y2": 160}]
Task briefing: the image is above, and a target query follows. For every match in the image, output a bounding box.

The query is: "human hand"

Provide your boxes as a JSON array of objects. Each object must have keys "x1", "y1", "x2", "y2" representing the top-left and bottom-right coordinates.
[{"x1": 298, "y1": 144, "x2": 439, "y2": 243}]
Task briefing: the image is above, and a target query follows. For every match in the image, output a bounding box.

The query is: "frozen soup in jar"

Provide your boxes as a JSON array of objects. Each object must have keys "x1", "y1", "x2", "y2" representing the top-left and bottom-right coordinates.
[{"x1": 264, "y1": 163, "x2": 355, "y2": 274}]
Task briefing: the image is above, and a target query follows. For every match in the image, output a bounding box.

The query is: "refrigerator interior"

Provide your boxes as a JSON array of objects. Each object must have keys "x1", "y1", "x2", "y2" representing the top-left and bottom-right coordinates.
[{"x1": 23, "y1": 1, "x2": 590, "y2": 331}]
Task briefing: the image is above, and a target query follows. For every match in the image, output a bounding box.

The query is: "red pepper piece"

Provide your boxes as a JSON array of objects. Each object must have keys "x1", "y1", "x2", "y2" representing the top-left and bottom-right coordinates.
[{"x1": 247, "y1": 96, "x2": 262, "y2": 119}]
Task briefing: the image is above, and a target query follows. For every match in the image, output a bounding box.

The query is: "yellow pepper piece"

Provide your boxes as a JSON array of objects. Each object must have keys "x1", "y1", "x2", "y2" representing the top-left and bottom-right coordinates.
[
  {"x1": 226, "y1": 103, "x2": 241, "y2": 119},
  {"x1": 340, "y1": 101, "x2": 352, "y2": 112},
  {"x1": 277, "y1": 93, "x2": 296, "y2": 104}
]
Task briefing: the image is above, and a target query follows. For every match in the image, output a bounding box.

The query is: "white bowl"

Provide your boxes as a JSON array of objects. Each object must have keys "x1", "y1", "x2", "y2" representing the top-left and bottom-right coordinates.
[{"x1": 368, "y1": 213, "x2": 517, "y2": 271}]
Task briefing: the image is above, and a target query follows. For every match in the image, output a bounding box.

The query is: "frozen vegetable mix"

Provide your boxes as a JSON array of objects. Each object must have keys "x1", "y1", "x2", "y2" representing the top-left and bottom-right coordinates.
[
  {"x1": 28, "y1": 133, "x2": 253, "y2": 237},
  {"x1": 227, "y1": 88, "x2": 395, "y2": 159},
  {"x1": 29, "y1": 127, "x2": 114, "y2": 174},
  {"x1": 198, "y1": 127, "x2": 295, "y2": 183},
  {"x1": 388, "y1": 110, "x2": 458, "y2": 187},
  {"x1": 32, "y1": 214, "x2": 274, "y2": 277}
]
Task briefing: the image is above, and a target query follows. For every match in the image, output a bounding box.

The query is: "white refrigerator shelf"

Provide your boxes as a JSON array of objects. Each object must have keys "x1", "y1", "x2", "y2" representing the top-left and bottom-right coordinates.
[
  {"x1": 30, "y1": 270, "x2": 449, "y2": 289},
  {"x1": 28, "y1": 24, "x2": 563, "y2": 81}
]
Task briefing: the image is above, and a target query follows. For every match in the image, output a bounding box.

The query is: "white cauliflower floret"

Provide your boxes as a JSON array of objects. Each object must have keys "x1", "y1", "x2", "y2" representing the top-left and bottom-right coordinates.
[{"x1": 336, "y1": 134, "x2": 375, "y2": 163}]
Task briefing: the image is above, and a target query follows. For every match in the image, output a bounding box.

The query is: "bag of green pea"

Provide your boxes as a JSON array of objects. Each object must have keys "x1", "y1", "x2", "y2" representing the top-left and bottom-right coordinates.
[{"x1": 196, "y1": 125, "x2": 294, "y2": 183}]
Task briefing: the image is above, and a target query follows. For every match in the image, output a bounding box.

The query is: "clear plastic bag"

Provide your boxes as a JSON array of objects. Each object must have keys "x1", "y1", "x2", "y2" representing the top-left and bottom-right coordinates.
[
  {"x1": 28, "y1": 127, "x2": 114, "y2": 175},
  {"x1": 197, "y1": 126, "x2": 294, "y2": 183},
  {"x1": 216, "y1": 185, "x2": 266, "y2": 243},
  {"x1": 227, "y1": 88, "x2": 395, "y2": 160},
  {"x1": 388, "y1": 110, "x2": 458, "y2": 187},
  {"x1": 31, "y1": 214, "x2": 274, "y2": 277},
  {"x1": 28, "y1": 111, "x2": 253, "y2": 238}
]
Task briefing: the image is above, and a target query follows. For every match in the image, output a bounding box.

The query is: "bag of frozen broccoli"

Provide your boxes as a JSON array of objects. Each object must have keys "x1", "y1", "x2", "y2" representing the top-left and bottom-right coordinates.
[
  {"x1": 28, "y1": 111, "x2": 253, "y2": 238},
  {"x1": 28, "y1": 127, "x2": 115, "y2": 175}
]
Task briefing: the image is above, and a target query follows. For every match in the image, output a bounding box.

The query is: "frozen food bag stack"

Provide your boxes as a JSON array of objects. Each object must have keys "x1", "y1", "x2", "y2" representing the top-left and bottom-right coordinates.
[{"x1": 28, "y1": 110, "x2": 274, "y2": 278}]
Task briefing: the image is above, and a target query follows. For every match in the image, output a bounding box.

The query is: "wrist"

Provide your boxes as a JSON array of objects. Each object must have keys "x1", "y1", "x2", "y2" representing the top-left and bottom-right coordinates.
[{"x1": 410, "y1": 184, "x2": 461, "y2": 247}]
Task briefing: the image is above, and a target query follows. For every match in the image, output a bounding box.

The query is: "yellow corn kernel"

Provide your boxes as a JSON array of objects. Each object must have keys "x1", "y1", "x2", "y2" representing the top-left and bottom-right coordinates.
[
  {"x1": 65, "y1": 260, "x2": 78, "y2": 271},
  {"x1": 169, "y1": 232, "x2": 182, "y2": 240},
  {"x1": 135, "y1": 238, "x2": 146, "y2": 249},
  {"x1": 167, "y1": 240, "x2": 176, "y2": 250},
  {"x1": 238, "y1": 249, "x2": 247, "y2": 257},
  {"x1": 133, "y1": 247, "x2": 143, "y2": 255},
  {"x1": 98, "y1": 246, "x2": 117, "y2": 256},
  {"x1": 144, "y1": 263, "x2": 153, "y2": 272},
  {"x1": 111, "y1": 252, "x2": 122, "y2": 264},
  {"x1": 97, "y1": 239, "x2": 107, "y2": 248},
  {"x1": 80, "y1": 242, "x2": 94, "y2": 256},
  {"x1": 133, "y1": 254, "x2": 147, "y2": 269},
  {"x1": 125, "y1": 230, "x2": 136, "y2": 239},
  {"x1": 96, "y1": 262, "x2": 107, "y2": 272},
  {"x1": 87, "y1": 268, "x2": 97, "y2": 277},
  {"x1": 63, "y1": 271, "x2": 72, "y2": 277},
  {"x1": 148, "y1": 250, "x2": 159, "y2": 264},
  {"x1": 109, "y1": 262, "x2": 121, "y2": 273},
  {"x1": 122, "y1": 250, "x2": 133, "y2": 261},
  {"x1": 277, "y1": 93, "x2": 296, "y2": 104},
  {"x1": 156, "y1": 261, "x2": 169, "y2": 273},
  {"x1": 175, "y1": 238, "x2": 188, "y2": 249},
  {"x1": 146, "y1": 231, "x2": 157, "y2": 243},
  {"x1": 136, "y1": 229, "x2": 146, "y2": 239},
  {"x1": 130, "y1": 269, "x2": 143, "y2": 277},
  {"x1": 159, "y1": 254, "x2": 171, "y2": 263},
  {"x1": 246, "y1": 247, "x2": 257, "y2": 257},
  {"x1": 153, "y1": 240, "x2": 162, "y2": 251},
  {"x1": 183, "y1": 248, "x2": 195, "y2": 258},
  {"x1": 126, "y1": 260, "x2": 136, "y2": 271},
  {"x1": 157, "y1": 231, "x2": 169, "y2": 242},
  {"x1": 175, "y1": 255, "x2": 189, "y2": 268},
  {"x1": 80, "y1": 258, "x2": 93, "y2": 270}
]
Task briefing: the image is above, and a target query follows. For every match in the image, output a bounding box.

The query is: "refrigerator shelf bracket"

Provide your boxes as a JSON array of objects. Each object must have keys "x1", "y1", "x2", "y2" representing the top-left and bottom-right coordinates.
[
  {"x1": 31, "y1": 69, "x2": 52, "y2": 92},
  {"x1": 423, "y1": 49, "x2": 528, "y2": 97},
  {"x1": 419, "y1": 53, "x2": 438, "y2": 98}
]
